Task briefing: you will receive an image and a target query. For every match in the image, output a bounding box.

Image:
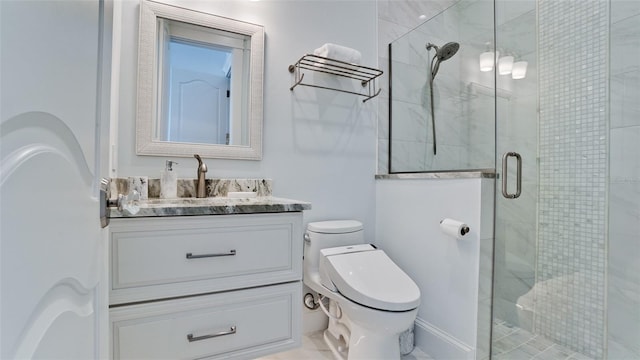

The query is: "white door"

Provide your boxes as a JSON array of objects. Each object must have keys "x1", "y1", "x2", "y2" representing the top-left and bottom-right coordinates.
[
  {"x1": 1, "y1": 1, "x2": 110, "y2": 358},
  {"x1": 169, "y1": 68, "x2": 230, "y2": 145}
]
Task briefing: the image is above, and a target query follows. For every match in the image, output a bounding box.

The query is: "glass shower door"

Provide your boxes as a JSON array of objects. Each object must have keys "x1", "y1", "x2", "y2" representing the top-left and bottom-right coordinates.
[
  {"x1": 492, "y1": 1, "x2": 612, "y2": 359},
  {"x1": 492, "y1": 0, "x2": 538, "y2": 350}
]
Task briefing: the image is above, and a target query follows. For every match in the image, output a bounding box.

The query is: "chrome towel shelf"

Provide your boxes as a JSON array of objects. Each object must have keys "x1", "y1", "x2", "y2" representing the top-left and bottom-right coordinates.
[{"x1": 288, "y1": 54, "x2": 383, "y2": 103}]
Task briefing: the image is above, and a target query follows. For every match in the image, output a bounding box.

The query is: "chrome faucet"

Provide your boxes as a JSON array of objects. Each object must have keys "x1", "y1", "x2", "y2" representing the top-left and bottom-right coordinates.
[{"x1": 194, "y1": 154, "x2": 208, "y2": 198}]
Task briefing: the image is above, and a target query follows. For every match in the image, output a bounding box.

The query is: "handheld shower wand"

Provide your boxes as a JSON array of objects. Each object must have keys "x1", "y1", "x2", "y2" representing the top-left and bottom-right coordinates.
[{"x1": 426, "y1": 42, "x2": 459, "y2": 155}]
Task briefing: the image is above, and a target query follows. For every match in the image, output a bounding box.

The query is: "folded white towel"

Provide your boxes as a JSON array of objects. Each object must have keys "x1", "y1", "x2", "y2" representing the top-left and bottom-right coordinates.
[{"x1": 313, "y1": 43, "x2": 361, "y2": 65}]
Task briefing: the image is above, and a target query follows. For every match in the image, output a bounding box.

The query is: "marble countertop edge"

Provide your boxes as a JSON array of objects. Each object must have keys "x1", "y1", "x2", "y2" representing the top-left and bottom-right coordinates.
[
  {"x1": 109, "y1": 196, "x2": 312, "y2": 218},
  {"x1": 375, "y1": 169, "x2": 496, "y2": 180}
]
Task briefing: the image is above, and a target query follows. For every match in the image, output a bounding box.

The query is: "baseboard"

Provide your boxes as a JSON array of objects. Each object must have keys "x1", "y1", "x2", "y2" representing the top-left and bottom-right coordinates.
[{"x1": 414, "y1": 317, "x2": 475, "y2": 360}]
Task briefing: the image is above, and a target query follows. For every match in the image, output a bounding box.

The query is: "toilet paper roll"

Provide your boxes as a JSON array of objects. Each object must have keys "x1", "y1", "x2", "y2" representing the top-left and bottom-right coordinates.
[{"x1": 440, "y1": 218, "x2": 470, "y2": 239}]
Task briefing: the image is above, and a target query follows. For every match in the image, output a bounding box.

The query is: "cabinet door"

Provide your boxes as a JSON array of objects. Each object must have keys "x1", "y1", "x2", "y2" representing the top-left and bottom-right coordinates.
[
  {"x1": 0, "y1": 1, "x2": 110, "y2": 358},
  {"x1": 110, "y1": 282, "x2": 302, "y2": 359},
  {"x1": 109, "y1": 213, "x2": 303, "y2": 305}
]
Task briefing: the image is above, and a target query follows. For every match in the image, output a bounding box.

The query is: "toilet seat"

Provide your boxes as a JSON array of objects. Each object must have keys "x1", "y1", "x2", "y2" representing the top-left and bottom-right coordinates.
[{"x1": 321, "y1": 246, "x2": 420, "y2": 312}]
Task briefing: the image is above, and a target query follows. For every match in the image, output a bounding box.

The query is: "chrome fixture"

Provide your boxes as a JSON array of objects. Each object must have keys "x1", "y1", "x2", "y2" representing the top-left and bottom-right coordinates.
[
  {"x1": 194, "y1": 154, "x2": 208, "y2": 198},
  {"x1": 303, "y1": 293, "x2": 320, "y2": 310},
  {"x1": 501, "y1": 151, "x2": 522, "y2": 199},
  {"x1": 426, "y1": 42, "x2": 460, "y2": 155},
  {"x1": 187, "y1": 326, "x2": 236, "y2": 342},
  {"x1": 288, "y1": 54, "x2": 383, "y2": 103}
]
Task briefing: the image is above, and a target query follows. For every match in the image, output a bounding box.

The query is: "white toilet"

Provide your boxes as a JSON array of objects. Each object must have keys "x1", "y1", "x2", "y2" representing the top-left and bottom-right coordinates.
[{"x1": 303, "y1": 220, "x2": 421, "y2": 360}]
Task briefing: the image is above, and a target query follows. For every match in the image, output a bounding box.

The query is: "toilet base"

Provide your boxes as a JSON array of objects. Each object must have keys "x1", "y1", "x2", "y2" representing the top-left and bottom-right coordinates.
[
  {"x1": 347, "y1": 323, "x2": 402, "y2": 360},
  {"x1": 324, "y1": 330, "x2": 348, "y2": 360},
  {"x1": 324, "y1": 323, "x2": 403, "y2": 360}
]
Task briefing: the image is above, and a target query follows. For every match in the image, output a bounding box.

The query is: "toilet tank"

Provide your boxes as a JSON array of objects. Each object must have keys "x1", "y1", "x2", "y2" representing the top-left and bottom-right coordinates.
[{"x1": 304, "y1": 220, "x2": 365, "y2": 278}]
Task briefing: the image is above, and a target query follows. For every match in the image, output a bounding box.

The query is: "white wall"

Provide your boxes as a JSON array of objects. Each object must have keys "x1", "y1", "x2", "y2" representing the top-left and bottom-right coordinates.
[
  {"x1": 111, "y1": 0, "x2": 379, "y2": 236},
  {"x1": 375, "y1": 177, "x2": 494, "y2": 359}
]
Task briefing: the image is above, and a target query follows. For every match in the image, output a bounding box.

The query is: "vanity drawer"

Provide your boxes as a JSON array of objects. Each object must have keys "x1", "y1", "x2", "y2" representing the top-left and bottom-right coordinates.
[
  {"x1": 109, "y1": 213, "x2": 303, "y2": 305},
  {"x1": 110, "y1": 282, "x2": 302, "y2": 360}
]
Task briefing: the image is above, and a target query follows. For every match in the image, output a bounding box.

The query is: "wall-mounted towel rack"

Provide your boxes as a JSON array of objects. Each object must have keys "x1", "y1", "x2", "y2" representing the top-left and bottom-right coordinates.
[{"x1": 288, "y1": 54, "x2": 383, "y2": 103}]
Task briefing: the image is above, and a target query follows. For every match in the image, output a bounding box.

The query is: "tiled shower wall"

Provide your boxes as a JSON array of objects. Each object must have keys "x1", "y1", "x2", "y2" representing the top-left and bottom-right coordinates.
[
  {"x1": 377, "y1": 0, "x2": 458, "y2": 174},
  {"x1": 535, "y1": 1, "x2": 608, "y2": 358}
]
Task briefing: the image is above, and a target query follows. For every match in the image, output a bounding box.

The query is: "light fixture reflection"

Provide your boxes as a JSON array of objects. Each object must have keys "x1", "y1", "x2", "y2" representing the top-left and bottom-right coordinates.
[
  {"x1": 512, "y1": 61, "x2": 528, "y2": 79},
  {"x1": 498, "y1": 55, "x2": 514, "y2": 75},
  {"x1": 479, "y1": 51, "x2": 494, "y2": 72}
]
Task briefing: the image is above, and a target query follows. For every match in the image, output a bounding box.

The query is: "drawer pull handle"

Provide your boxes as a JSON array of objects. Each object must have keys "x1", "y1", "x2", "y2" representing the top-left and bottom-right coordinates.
[
  {"x1": 186, "y1": 250, "x2": 236, "y2": 259},
  {"x1": 187, "y1": 326, "x2": 236, "y2": 342}
]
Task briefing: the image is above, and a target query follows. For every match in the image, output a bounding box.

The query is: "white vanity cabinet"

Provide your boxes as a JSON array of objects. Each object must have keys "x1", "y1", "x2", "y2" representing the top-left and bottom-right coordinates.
[{"x1": 108, "y1": 212, "x2": 303, "y2": 360}]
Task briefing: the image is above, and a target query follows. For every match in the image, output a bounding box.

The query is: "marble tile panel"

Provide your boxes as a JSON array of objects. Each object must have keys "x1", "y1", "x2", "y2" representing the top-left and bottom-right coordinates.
[
  {"x1": 495, "y1": 8, "x2": 536, "y2": 60},
  {"x1": 607, "y1": 338, "x2": 640, "y2": 360},
  {"x1": 499, "y1": 181, "x2": 538, "y2": 224},
  {"x1": 610, "y1": 126, "x2": 640, "y2": 182},
  {"x1": 608, "y1": 181, "x2": 640, "y2": 280},
  {"x1": 389, "y1": 28, "x2": 431, "y2": 69},
  {"x1": 479, "y1": 178, "x2": 496, "y2": 239},
  {"x1": 390, "y1": 140, "x2": 428, "y2": 172},
  {"x1": 389, "y1": 61, "x2": 428, "y2": 105},
  {"x1": 456, "y1": 0, "x2": 494, "y2": 38},
  {"x1": 391, "y1": 100, "x2": 429, "y2": 142},
  {"x1": 434, "y1": 104, "x2": 466, "y2": 148},
  {"x1": 424, "y1": 144, "x2": 464, "y2": 170},
  {"x1": 610, "y1": 13, "x2": 640, "y2": 74},
  {"x1": 611, "y1": 1, "x2": 640, "y2": 24},
  {"x1": 378, "y1": 0, "x2": 456, "y2": 30},
  {"x1": 467, "y1": 141, "x2": 494, "y2": 170},
  {"x1": 377, "y1": 139, "x2": 390, "y2": 174},
  {"x1": 495, "y1": 0, "x2": 536, "y2": 28},
  {"x1": 380, "y1": 19, "x2": 415, "y2": 61},
  {"x1": 608, "y1": 181, "x2": 640, "y2": 358},
  {"x1": 610, "y1": 70, "x2": 640, "y2": 129}
]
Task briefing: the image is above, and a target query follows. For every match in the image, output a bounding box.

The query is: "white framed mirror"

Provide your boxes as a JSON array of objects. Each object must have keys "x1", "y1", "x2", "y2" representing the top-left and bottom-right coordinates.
[{"x1": 136, "y1": 0, "x2": 264, "y2": 160}]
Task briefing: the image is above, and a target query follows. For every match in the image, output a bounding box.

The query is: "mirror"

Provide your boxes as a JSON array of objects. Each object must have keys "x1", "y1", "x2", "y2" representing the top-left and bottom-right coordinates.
[{"x1": 136, "y1": 0, "x2": 264, "y2": 160}]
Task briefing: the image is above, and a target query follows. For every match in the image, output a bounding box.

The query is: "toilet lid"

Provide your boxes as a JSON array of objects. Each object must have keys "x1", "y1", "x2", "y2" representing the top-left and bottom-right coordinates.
[
  {"x1": 307, "y1": 220, "x2": 363, "y2": 234},
  {"x1": 324, "y1": 250, "x2": 420, "y2": 311}
]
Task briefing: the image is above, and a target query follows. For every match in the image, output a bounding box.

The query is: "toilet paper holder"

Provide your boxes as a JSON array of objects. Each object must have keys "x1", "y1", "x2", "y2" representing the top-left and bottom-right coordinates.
[{"x1": 440, "y1": 218, "x2": 470, "y2": 238}]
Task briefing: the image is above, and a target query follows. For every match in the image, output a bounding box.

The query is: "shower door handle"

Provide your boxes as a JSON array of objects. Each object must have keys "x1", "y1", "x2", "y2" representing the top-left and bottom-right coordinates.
[{"x1": 501, "y1": 152, "x2": 522, "y2": 199}]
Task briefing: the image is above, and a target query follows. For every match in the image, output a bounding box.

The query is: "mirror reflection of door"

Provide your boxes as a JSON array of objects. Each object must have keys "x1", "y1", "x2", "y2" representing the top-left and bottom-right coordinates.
[
  {"x1": 159, "y1": 36, "x2": 232, "y2": 145},
  {"x1": 156, "y1": 18, "x2": 249, "y2": 146},
  {"x1": 168, "y1": 67, "x2": 230, "y2": 145}
]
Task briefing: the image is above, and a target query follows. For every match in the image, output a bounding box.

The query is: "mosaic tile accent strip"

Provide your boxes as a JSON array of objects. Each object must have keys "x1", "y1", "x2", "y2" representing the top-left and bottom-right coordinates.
[{"x1": 536, "y1": 0, "x2": 608, "y2": 358}]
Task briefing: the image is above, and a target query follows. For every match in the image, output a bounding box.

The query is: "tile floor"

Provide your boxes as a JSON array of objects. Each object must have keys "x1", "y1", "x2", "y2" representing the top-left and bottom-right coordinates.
[
  {"x1": 257, "y1": 330, "x2": 434, "y2": 360},
  {"x1": 258, "y1": 322, "x2": 594, "y2": 360},
  {"x1": 489, "y1": 321, "x2": 593, "y2": 360}
]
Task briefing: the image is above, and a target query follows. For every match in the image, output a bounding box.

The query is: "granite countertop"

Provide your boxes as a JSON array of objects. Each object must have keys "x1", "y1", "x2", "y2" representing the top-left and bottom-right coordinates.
[{"x1": 109, "y1": 196, "x2": 312, "y2": 218}]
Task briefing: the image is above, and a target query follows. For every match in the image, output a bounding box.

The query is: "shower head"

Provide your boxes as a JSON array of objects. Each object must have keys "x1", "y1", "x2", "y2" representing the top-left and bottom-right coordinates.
[
  {"x1": 426, "y1": 42, "x2": 460, "y2": 78},
  {"x1": 435, "y1": 42, "x2": 459, "y2": 61}
]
